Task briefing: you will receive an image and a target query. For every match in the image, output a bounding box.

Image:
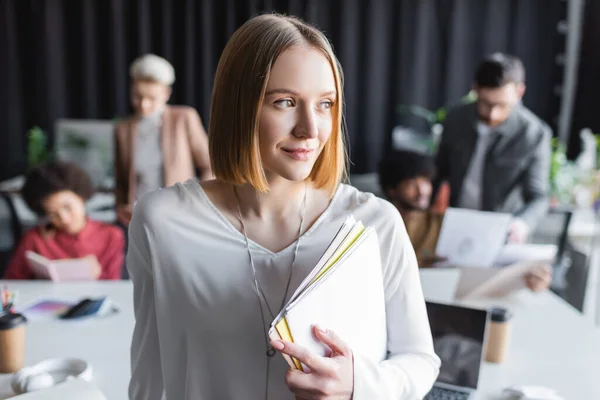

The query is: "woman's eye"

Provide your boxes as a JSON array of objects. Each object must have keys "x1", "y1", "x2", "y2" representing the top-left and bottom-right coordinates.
[
  {"x1": 275, "y1": 99, "x2": 294, "y2": 108},
  {"x1": 319, "y1": 100, "x2": 333, "y2": 110}
]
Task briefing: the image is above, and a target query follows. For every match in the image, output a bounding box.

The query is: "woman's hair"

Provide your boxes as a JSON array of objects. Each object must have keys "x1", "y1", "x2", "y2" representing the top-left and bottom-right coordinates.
[
  {"x1": 21, "y1": 161, "x2": 94, "y2": 216},
  {"x1": 129, "y1": 54, "x2": 175, "y2": 86},
  {"x1": 209, "y1": 14, "x2": 347, "y2": 197}
]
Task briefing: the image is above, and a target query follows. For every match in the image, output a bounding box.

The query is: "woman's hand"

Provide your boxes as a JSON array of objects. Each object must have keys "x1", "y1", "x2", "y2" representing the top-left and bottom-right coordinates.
[
  {"x1": 85, "y1": 255, "x2": 102, "y2": 280},
  {"x1": 116, "y1": 204, "x2": 133, "y2": 226},
  {"x1": 271, "y1": 325, "x2": 354, "y2": 400},
  {"x1": 507, "y1": 218, "x2": 529, "y2": 244},
  {"x1": 524, "y1": 264, "x2": 552, "y2": 292}
]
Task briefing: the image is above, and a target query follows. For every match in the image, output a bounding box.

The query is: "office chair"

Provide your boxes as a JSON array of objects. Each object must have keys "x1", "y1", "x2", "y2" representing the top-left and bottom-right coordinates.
[{"x1": 0, "y1": 193, "x2": 22, "y2": 277}]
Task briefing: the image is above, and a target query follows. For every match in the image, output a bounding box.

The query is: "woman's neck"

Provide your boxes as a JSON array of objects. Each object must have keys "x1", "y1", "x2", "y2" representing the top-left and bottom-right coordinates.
[{"x1": 234, "y1": 177, "x2": 307, "y2": 219}]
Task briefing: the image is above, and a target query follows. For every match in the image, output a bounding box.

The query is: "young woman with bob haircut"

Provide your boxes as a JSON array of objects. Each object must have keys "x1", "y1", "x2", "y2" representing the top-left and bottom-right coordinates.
[{"x1": 127, "y1": 14, "x2": 440, "y2": 400}]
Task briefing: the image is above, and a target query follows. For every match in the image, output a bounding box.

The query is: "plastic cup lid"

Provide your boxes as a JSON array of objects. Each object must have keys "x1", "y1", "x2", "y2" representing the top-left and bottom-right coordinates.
[{"x1": 0, "y1": 312, "x2": 27, "y2": 330}]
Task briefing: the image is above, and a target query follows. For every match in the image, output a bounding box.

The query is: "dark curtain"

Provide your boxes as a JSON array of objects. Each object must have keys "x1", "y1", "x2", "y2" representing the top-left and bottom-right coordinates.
[
  {"x1": 0, "y1": 0, "x2": 565, "y2": 179},
  {"x1": 568, "y1": 0, "x2": 600, "y2": 159}
]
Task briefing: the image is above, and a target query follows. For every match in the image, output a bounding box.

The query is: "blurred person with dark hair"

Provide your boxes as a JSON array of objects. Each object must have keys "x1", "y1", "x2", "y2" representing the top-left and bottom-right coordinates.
[
  {"x1": 435, "y1": 53, "x2": 552, "y2": 244},
  {"x1": 4, "y1": 161, "x2": 124, "y2": 280},
  {"x1": 114, "y1": 54, "x2": 212, "y2": 226},
  {"x1": 379, "y1": 150, "x2": 551, "y2": 291},
  {"x1": 379, "y1": 150, "x2": 446, "y2": 267}
]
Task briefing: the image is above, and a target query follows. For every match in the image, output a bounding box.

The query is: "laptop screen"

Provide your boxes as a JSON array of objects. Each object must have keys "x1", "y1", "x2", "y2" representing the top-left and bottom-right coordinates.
[{"x1": 426, "y1": 301, "x2": 488, "y2": 390}]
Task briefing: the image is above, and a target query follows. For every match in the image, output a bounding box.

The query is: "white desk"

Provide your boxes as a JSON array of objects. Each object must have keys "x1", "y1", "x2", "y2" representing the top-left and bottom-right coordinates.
[
  {"x1": 0, "y1": 282, "x2": 133, "y2": 400},
  {"x1": 461, "y1": 290, "x2": 600, "y2": 399},
  {"x1": 1, "y1": 281, "x2": 599, "y2": 399}
]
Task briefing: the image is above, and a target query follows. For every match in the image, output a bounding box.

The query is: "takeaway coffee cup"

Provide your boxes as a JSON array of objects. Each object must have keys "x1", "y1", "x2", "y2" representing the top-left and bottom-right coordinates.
[
  {"x1": 0, "y1": 312, "x2": 27, "y2": 373},
  {"x1": 485, "y1": 307, "x2": 512, "y2": 363}
]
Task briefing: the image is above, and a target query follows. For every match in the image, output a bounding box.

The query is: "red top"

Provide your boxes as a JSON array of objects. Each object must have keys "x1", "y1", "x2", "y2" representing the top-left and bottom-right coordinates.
[{"x1": 4, "y1": 220, "x2": 125, "y2": 280}]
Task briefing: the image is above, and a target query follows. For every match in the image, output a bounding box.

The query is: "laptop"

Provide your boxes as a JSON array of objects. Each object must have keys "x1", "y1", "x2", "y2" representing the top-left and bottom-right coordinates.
[
  {"x1": 425, "y1": 301, "x2": 489, "y2": 400},
  {"x1": 435, "y1": 208, "x2": 512, "y2": 267}
]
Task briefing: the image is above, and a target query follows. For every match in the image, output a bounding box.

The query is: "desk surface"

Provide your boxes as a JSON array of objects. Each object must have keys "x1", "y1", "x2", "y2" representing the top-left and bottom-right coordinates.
[
  {"x1": 459, "y1": 290, "x2": 600, "y2": 399},
  {"x1": 0, "y1": 282, "x2": 133, "y2": 400},
  {"x1": 0, "y1": 281, "x2": 598, "y2": 400}
]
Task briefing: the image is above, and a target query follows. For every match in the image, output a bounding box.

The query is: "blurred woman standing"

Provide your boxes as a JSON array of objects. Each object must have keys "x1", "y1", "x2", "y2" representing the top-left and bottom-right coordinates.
[{"x1": 114, "y1": 54, "x2": 212, "y2": 226}]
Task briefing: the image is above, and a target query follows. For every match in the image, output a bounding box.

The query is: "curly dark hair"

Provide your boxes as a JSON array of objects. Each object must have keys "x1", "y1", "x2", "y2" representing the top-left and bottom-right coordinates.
[
  {"x1": 21, "y1": 161, "x2": 94, "y2": 216},
  {"x1": 378, "y1": 150, "x2": 436, "y2": 193}
]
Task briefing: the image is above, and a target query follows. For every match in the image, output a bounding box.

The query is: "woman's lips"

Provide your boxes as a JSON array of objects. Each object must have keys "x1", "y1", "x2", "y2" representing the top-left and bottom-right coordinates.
[{"x1": 282, "y1": 148, "x2": 316, "y2": 161}]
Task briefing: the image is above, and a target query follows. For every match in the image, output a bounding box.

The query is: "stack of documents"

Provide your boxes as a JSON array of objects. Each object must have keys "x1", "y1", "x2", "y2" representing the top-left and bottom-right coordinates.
[{"x1": 269, "y1": 216, "x2": 387, "y2": 371}]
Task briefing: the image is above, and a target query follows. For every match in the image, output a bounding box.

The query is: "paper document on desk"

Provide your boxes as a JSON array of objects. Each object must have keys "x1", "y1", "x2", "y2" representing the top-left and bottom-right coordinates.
[
  {"x1": 269, "y1": 216, "x2": 387, "y2": 371},
  {"x1": 455, "y1": 262, "x2": 535, "y2": 300},
  {"x1": 435, "y1": 208, "x2": 512, "y2": 267},
  {"x1": 494, "y1": 244, "x2": 558, "y2": 266},
  {"x1": 26, "y1": 251, "x2": 95, "y2": 282}
]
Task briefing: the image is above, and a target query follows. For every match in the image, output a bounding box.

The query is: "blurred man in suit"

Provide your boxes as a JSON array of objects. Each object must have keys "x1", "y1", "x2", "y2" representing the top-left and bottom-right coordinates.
[
  {"x1": 434, "y1": 53, "x2": 552, "y2": 244},
  {"x1": 379, "y1": 150, "x2": 551, "y2": 291}
]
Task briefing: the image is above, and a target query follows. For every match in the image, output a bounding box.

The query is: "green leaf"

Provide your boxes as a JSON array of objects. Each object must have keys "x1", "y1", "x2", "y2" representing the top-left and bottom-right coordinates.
[{"x1": 27, "y1": 126, "x2": 51, "y2": 168}]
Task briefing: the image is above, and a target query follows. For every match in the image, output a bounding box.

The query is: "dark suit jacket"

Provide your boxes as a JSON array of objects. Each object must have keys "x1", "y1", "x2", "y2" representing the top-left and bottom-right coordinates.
[{"x1": 434, "y1": 102, "x2": 552, "y2": 230}]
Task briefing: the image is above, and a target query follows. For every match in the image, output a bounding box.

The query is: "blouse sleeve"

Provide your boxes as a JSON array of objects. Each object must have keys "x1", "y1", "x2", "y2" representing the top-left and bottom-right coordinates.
[
  {"x1": 352, "y1": 203, "x2": 440, "y2": 399},
  {"x1": 127, "y1": 203, "x2": 165, "y2": 400}
]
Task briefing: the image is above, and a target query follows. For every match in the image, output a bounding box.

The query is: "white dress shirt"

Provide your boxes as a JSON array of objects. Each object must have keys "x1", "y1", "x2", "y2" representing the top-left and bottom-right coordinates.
[
  {"x1": 127, "y1": 180, "x2": 440, "y2": 399},
  {"x1": 458, "y1": 122, "x2": 493, "y2": 210}
]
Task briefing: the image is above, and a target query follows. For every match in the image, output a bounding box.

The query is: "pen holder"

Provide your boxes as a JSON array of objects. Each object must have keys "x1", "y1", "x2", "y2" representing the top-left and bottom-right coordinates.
[{"x1": 0, "y1": 312, "x2": 27, "y2": 373}]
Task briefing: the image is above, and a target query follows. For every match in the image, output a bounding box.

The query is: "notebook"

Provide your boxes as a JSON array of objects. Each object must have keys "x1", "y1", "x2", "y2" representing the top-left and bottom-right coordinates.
[
  {"x1": 25, "y1": 251, "x2": 95, "y2": 282},
  {"x1": 269, "y1": 216, "x2": 387, "y2": 371},
  {"x1": 455, "y1": 262, "x2": 535, "y2": 300}
]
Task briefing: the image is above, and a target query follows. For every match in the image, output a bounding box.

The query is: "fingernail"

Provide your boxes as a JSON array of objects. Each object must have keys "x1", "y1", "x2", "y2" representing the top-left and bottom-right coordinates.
[
  {"x1": 315, "y1": 324, "x2": 327, "y2": 334},
  {"x1": 270, "y1": 340, "x2": 284, "y2": 350}
]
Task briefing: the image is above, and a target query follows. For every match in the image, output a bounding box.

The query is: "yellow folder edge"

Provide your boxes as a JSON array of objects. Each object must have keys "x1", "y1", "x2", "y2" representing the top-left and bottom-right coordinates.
[
  {"x1": 275, "y1": 318, "x2": 303, "y2": 370},
  {"x1": 310, "y1": 223, "x2": 365, "y2": 285},
  {"x1": 274, "y1": 223, "x2": 366, "y2": 371}
]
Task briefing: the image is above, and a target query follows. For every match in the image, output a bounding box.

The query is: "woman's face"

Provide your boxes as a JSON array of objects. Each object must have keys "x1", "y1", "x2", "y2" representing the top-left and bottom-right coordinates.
[
  {"x1": 258, "y1": 46, "x2": 337, "y2": 183},
  {"x1": 41, "y1": 190, "x2": 87, "y2": 234},
  {"x1": 130, "y1": 80, "x2": 171, "y2": 117}
]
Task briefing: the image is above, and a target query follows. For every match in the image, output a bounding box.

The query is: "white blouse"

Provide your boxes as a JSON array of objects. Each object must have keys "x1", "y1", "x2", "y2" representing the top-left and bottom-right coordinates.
[{"x1": 127, "y1": 180, "x2": 440, "y2": 400}]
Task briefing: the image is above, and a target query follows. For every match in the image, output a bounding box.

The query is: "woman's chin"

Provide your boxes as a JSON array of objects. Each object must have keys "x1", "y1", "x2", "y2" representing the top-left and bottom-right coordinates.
[
  {"x1": 261, "y1": 159, "x2": 313, "y2": 182},
  {"x1": 271, "y1": 167, "x2": 314, "y2": 183}
]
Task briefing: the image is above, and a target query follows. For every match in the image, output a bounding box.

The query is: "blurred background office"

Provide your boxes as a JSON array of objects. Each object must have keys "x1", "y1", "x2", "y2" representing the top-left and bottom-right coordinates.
[
  {"x1": 3, "y1": 1, "x2": 600, "y2": 399},
  {"x1": 0, "y1": 1, "x2": 599, "y2": 320}
]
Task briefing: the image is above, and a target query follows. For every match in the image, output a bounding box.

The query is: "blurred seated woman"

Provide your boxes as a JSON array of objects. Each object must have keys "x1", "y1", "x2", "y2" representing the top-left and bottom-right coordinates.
[{"x1": 4, "y1": 161, "x2": 124, "y2": 280}]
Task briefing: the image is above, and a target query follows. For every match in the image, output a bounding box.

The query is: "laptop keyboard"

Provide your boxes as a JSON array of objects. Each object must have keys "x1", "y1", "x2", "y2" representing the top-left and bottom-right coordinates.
[{"x1": 425, "y1": 386, "x2": 470, "y2": 400}]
